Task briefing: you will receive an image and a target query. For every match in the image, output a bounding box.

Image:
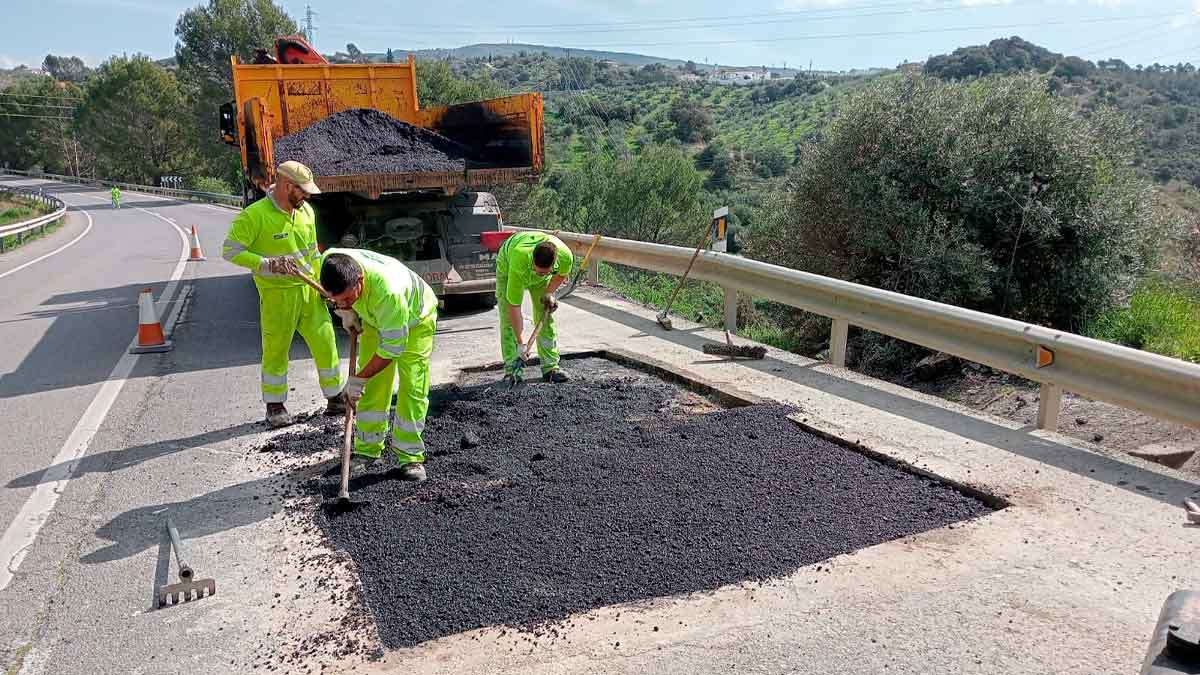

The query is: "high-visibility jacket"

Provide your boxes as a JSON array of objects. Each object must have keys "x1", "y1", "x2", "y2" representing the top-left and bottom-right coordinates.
[
  {"x1": 322, "y1": 248, "x2": 438, "y2": 360},
  {"x1": 495, "y1": 231, "x2": 573, "y2": 306},
  {"x1": 222, "y1": 192, "x2": 321, "y2": 291}
]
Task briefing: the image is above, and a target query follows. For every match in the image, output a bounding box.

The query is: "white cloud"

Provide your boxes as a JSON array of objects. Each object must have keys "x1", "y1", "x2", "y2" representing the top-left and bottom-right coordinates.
[{"x1": 0, "y1": 55, "x2": 25, "y2": 69}]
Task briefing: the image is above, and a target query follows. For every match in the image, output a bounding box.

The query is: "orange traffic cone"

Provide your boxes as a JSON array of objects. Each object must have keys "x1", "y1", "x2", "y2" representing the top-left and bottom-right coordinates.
[
  {"x1": 129, "y1": 288, "x2": 174, "y2": 354},
  {"x1": 187, "y1": 225, "x2": 207, "y2": 261}
]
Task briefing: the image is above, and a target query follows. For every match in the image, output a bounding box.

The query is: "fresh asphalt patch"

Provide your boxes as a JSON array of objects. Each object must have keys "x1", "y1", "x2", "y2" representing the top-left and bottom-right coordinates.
[{"x1": 264, "y1": 358, "x2": 992, "y2": 649}]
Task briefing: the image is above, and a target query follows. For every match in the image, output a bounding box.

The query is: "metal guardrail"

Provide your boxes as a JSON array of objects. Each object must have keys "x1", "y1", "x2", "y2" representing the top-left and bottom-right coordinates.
[
  {"x1": 0, "y1": 168, "x2": 242, "y2": 207},
  {"x1": 513, "y1": 226, "x2": 1200, "y2": 432},
  {"x1": 0, "y1": 185, "x2": 67, "y2": 252}
]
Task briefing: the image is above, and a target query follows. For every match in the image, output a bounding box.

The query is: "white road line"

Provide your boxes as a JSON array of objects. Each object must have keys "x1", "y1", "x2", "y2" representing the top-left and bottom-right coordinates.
[
  {"x1": 0, "y1": 204, "x2": 93, "y2": 281},
  {"x1": 0, "y1": 199, "x2": 191, "y2": 592}
]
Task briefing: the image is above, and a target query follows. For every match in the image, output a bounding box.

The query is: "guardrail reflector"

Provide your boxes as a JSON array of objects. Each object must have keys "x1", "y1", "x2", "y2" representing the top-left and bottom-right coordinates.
[{"x1": 1036, "y1": 345, "x2": 1054, "y2": 369}]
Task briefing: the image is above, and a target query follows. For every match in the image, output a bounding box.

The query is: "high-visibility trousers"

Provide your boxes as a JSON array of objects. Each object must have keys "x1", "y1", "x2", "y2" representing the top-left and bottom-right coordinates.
[
  {"x1": 353, "y1": 312, "x2": 436, "y2": 463},
  {"x1": 258, "y1": 284, "x2": 341, "y2": 403},
  {"x1": 496, "y1": 271, "x2": 558, "y2": 376}
]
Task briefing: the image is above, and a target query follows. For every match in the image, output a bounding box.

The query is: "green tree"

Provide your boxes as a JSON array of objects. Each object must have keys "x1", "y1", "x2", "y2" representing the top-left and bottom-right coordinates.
[
  {"x1": 41, "y1": 55, "x2": 90, "y2": 83},
  {"x1": 753, "y1": 73, "x2": 1175, "y2": 348},
  {"x1": 174, "y1": 0, "x2": 297, "y2": 182},
  {"x1": 668, "y1": 97, "x2": 713, "y2": 143},
  {"x1": 416, "y1": 60, "x2": 505, "y2": 108},
  {"x1": 75, "y1": 55, "x2": 197, "y2": 184},
  {"x1": 537, "y1": 145, "x2": 706, "y2": 244},
  {"x1": 0, "y1": 77, "x2": 89, "y2": 176},
  {"x1": 386, "y1": 48, "x2": 395, "y2": 64}
]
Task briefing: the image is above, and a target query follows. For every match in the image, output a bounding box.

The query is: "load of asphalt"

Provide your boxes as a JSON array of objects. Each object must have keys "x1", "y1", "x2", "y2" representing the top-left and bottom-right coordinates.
[
  {"x1": 310, "y1": 357, "x2": 992, "y2": 649},
  {"x1": 274, "y1": 108, "x2": 479, "y2": 176}
]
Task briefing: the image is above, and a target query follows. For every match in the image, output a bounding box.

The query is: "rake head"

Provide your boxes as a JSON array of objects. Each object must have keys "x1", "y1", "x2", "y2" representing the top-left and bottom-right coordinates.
[{"x1": 158, "y1": 577, "x2": 216, "y2": 608}]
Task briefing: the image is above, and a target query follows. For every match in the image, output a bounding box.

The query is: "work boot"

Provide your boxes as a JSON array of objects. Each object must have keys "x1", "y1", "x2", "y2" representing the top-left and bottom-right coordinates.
[
  {"x1": 324, "y1": 393, "x2": 348, "y2": 416},
  {"x1": 398, "y1": 462, "x2": 427, "y2": 482},
  {"x1": 349, "y1": 454, "x2": 380, "y2": 472},
  {"x1": 542, "y1": 368, "x2": 570, "y2": 383},
  {"x1": 266, "y1": 403, "x2": 292, "y2": 428}
]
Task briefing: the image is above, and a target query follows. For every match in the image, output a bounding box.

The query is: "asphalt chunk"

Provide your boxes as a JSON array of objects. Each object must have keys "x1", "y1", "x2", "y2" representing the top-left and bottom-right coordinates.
[
  {"x1": 274, "y1": 108, "x2": 480, "y2": 176},
  {"x1": 311, "y1": 358, "x2": 992, "y2": 648}
]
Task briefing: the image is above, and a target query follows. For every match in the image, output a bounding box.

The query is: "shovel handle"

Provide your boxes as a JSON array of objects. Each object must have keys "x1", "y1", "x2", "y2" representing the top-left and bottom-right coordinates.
[
  {"x1": 339, "y1": 332, "x2": 359, "y2": 500},
  {"x1": 292, "y1": 266, "x2": 332, "y2": 301},
  {"x1": 165, "y1": 514, "x2": 194, "y2": 582}
]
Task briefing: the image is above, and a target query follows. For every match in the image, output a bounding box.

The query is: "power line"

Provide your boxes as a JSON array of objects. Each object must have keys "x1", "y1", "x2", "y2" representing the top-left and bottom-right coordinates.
[
  {"x1": 327, "y1": 0, "x2": 999, "y2": 32},
  {"x1": 333, "y1": 0, "x2": 1040, "y2": 37},
  {"x1": 0, "y1": 113, "x2": 73, "y2": 120},
  {"x1": 560, "y1": 12, "x2": 1183, "y2": 49},
  {"x1": 0, "y1": 92, "x2": 81, "y2": 101}
]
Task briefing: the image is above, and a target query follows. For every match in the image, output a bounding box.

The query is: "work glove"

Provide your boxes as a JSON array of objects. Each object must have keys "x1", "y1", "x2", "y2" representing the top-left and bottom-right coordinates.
[
  {"x1": 334, "y1": 309, "x2": 362, "y2": 335},
  {"x1": 542, "y1": 294, "x2": 559, "y2": 314},
  {"x1": 344, "y1": 376, "x2": 367, "y2": 404},
  {"x1": 260, "y1": 256, "x2": 299, "y2": 276},
  {"x1": 510, "y1": 356, "x2": 526, "y2": 372}
]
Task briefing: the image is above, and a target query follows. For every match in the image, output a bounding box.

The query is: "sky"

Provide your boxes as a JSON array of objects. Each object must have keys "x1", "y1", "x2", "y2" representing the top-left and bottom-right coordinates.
[{"x1": 1, "y1": 0, "x2": 1197, "y2": 72}]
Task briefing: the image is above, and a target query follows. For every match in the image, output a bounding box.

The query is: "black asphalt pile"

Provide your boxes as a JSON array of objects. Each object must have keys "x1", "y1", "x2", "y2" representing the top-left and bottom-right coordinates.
[
  {"x1": 274, "y1": 108, "x2": 477, "y2": 176},
  {"x1": 312, "y1": 358, "x2": 992, "y2": 649}
]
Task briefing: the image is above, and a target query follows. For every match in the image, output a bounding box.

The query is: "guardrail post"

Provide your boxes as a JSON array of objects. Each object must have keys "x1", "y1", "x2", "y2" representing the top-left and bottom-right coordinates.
[
  {"x1": 829, "y1": 318, "x2": 849, "y2": 367},
  {"x1": 1037, "y1": 383, "x2": 1062, "y2": 430},
  {"x1": 587, "y1": 257, "x2": 599, "y2": 285},
  {"x1": 723, "y1": 286, "x2": 738, "y2": 333}
]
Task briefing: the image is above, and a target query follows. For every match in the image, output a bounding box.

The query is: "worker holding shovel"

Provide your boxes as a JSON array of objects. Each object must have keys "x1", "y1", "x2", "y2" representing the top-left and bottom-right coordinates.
[
  {"x1": 110, "y1": 186, "x2": 121, "y2": 209},
  {"x1": 221, "y1": 160, "x2": 345, "y2": 427},
  {"x1": 495, "y1": 231, "x2": 573, "y2": 388},
  {"x1": 320, "y1": 248, "x2": 438, "y2": 482}
]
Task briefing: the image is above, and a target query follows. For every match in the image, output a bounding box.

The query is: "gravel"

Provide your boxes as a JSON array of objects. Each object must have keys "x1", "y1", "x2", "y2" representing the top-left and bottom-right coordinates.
[
  {"x1": 274, "y1": 108, "x2": 481, "y2": 176},
  {"x1": 309, "y1": 358, "x2": 992, "y2": 649}
]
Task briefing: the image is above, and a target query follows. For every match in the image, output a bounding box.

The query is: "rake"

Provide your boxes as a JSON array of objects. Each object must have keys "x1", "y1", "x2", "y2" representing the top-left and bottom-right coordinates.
[{"x1": 157, "y1": 514, "x2": 216, "y2": 608}]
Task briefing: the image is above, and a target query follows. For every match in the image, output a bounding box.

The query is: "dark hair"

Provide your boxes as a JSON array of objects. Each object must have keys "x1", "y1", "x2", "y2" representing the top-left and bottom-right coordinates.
[
  {"x1": 533, "y1": 241, "x2": 557, "y2": 269},
  {"x1": 321, "y1": 253, "x2": 363, "y2": 294}
]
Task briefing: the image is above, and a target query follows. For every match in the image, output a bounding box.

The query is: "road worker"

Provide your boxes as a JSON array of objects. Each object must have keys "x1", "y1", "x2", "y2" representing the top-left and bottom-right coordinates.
[
  {"x1": 222, "y1": 160, "x2": 345, "y2": 427},
  {"x1": 495, "y1": 230, "x2": 573, "y2": 387},
  {"x1": 320, "y1": 248, "x2": 438, "y2": 482},
  {"x1": 110, "y1": 186, "x2": 121, "y2": 209}
]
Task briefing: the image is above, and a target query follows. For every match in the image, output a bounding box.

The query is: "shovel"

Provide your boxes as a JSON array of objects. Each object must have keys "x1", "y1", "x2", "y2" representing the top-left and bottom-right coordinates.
[
  {"x1": 657, "y1": 222, "x2": 713, "y2": 331},
  {"x1": 325, "y1": 331, "x2": 368, "y2": 514}
]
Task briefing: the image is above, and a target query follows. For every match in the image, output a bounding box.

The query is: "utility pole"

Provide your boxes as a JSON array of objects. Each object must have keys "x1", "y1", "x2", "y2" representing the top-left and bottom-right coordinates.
[{"x1": 303, "y1": 4, "x2": 317, "y2": 46}]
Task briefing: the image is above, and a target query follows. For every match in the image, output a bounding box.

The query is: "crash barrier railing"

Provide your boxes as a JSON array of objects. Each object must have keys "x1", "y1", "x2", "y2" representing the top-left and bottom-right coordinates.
[
  {"x1": 507, "y1": 226, "x2": 1200, "y2": 433},
  {"x1": 0, "y1": 168, "x2": 242, "y2": 208},
  {"x1": 0, "y1": 185, "x2": 67, "y2": 253}
]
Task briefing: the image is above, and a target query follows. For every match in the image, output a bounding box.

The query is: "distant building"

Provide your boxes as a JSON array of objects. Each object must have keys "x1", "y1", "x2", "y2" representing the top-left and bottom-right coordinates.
[{"x1": 709, "y1": 67, "x2": 770, "y2": 85}]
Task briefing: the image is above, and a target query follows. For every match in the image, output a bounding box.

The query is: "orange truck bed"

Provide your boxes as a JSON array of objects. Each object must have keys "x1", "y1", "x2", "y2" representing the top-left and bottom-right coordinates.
[{"x1": 229, "y1": 54, "x2": 544, "y2": 196}]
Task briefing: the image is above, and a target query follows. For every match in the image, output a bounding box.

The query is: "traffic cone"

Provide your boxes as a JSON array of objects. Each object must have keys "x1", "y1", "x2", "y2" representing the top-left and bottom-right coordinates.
[
  {"x1": 129, "y1": 288, "x2": 174, "y2": 354},
  {"x1": 187, "y1": 225, "x2": 207, "y2": 261}
]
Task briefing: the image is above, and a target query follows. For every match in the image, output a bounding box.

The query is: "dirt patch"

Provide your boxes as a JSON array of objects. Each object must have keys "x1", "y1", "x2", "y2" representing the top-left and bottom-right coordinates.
[
  {"x1": 908, "y1": 366, "x2": 1200, "y2": 471},
  {"x1": 308, "y1": 357, "x2": 992, "y2": 649},
  {"x1": 274, "y1": 109, "x2": 480, "y2": 176}
]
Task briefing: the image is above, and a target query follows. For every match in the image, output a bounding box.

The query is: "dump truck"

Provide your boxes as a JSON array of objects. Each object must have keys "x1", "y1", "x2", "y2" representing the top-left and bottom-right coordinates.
[{"x1": 219, "y1": 35, "x2": 544, "y2": 303}]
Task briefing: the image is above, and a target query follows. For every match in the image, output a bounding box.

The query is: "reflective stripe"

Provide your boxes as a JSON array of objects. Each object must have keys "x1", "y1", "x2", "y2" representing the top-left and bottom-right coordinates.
[
  {"x1": 380, "y1": 327, "x2": 409, "y2": 341},
  {"x1": 356, "y1": 411, "x2": 390, "y2": 424},
  {"x1": 261, "y1": 372, "x2": 287, "y2": 385},
  {"x1": 317, "y1": 367, "x2": 340, "y2": 380},
  {"x1": 222, "y1": 239, "x2": 246, "y2": 262},
  {"x1": 320, "y1": 384, "x2": 342, "y2": 398},
  {"x1": 388, "y1": 439, "x2": 425, "y2": 453},
  {"x1": 391, "y1": 417, "x2": 425, "y2": 435},
  {"x1": 355, "y1": 430, "x2": 388, "y2": 445},
  {"x1": 538, "y1": 336, "x2": 556, "y2": 349},
  {"x1": 263, "y1": 392, "x2": 287, "y2": 403}
]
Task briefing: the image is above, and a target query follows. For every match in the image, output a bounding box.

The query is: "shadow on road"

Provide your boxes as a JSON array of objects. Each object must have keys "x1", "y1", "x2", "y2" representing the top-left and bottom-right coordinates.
[
  {"x1": 80, "y1": 472, "x2": 296, "y2": 565},
  {"x1": 565, "y1": 293, "x2": 1200, "y2": 508},
  {"x1": 6, "y1": 422, "x2": 263, "y2": 489}
]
